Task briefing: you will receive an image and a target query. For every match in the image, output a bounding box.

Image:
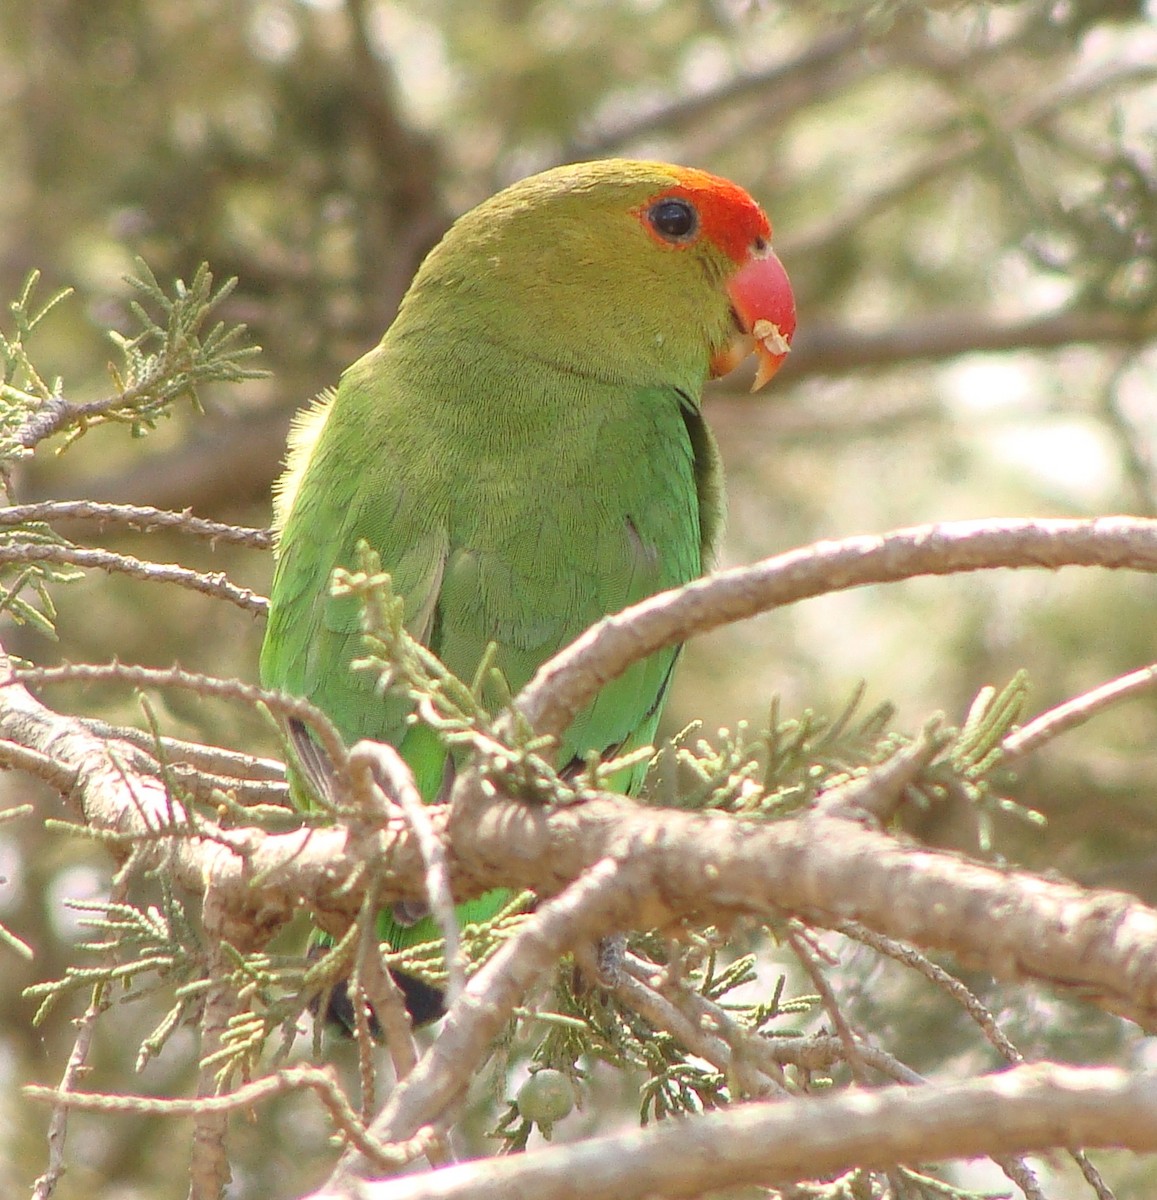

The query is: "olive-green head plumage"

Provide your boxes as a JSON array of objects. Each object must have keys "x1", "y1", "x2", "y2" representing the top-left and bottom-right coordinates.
[{"x1": 386, "y1": 159, "x2": 793, "y2": 399}]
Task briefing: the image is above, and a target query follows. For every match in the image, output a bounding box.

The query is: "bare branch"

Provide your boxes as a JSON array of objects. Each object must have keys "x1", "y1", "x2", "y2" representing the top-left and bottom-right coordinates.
[
  {"x1": 567, "y1": 25, "x2": 869, "y2": 158},
  {"x1": 607, "y1": 954, "x2": 786, "y2": 1099},
  {"x1": 0, "y1": 499, "x2": 272, "y2": 548},
  {"x1": 0, "y1": 737, "x2": 77, "y2": 792},
  {"x1": 76, "y1": 716, "x2": 285, "y2": 781},
  {"x1": 23, "y1": 668, "x2": 1157, "y2": 1036},
  {"x1": 814, "y1": 722, "x2": 947, "y2": 823},
  {"x1": 1003, "y1": 661, "x2": 1157, "y2": 762},
  {"x1": 837, "y1": 920, "x2": 1023, "y2": 1066},
  {"x1": 6, "y1": 714, "x2": 288, "y2": 809},
  {"x1": 454, "y1": 790, "x2": 1157, "y2": 1026},
  {"x1": 361, "y1": 943, "x2": 420, "y2": 1092},
  {"x1": 31, "y1": 868, "x2": 132, "y2": 1200},
  {"x1": 12, "y1": 660, "x2": 343, "y2": 787},
  {"x1": 15, "y1": 516, "x2": 1157, "y2": 1198},
  {"x1": 787, "y1": 922, "x2": 871, "y2": 1089},
  {"x1": 188, "y1": 886, "x2": 258, "y2": 1200},
  {"x1": 0, "y1": 661, "x2": 377, "y2": 934},
  {"x1": 512, "y1": 517, "x2": 1157, "y2": 747},
  {"x1": 0, "y1": 543, "x2": 267, "y2": 614},
  {"x1": 26, "y1": 1065, "x2": 428, "y2": 1174},
  {"x1": 783, "y1": 307, "x2": 1157, "y2": 380},
  {"x1": 336, "y1": 1064, "x2": 1157, "y2": 1200}
]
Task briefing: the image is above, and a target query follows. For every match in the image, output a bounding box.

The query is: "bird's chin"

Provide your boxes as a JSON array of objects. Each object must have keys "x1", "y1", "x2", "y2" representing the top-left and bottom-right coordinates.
[{"x1": 708, "y1": 330, "x2": 755, "y2": 380}]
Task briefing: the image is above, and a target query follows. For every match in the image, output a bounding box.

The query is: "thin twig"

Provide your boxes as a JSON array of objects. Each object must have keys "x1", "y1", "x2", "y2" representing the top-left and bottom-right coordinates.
[
  {"x1": 76, "y1": 717, "x2": 285, "y2": 780},
  {"x1": 607, "y1": 954, "x2": 786, "y2": 1098},
  {"x1": 26, "y1": 1065, "x2": 431, "y2": 1174},
  {"x1": 1003, "y1": 662, "x2": 1157, "y2": 762},
  {"x1": 1070, "y1": 1147, "x2": 1116, "y2": 1200},
  {"x1": 0, "y1": 500, "x2": 272, "y2": 548},
  {"x1": 30, "y1": 866, "x2": 134, "y2": 1200},
  {"x1": 836, "y1": 921, "x2": 1065, "y2": 1200},
  {"x1": 349, "y1": 741, "x2": 466, "y2": 1006},
  {"x1": 3, "y1": 723, "x2": 286, "y2": 810},
  {"x1": 786, "y1": 923, "x2": 871, "y2": 1087},
  {"x1": 10, "y1": 661, "x2": 347, "y2": 787},
  {"x1": 352, "y1": 976, "x2": 378, "y2": 1127},
  {"x1": 0, "y1": 544, "x2": 267, "y2": 614},
  {"x1": 837, "y1": 920, "x2": 1023, "y2": 1065},
  {"x1": 761, "y1": 1033, "x2": 923, "y2": 1084},
  {"x1": 330, "y1": 857, "x2": 638, "y2": 1185}
]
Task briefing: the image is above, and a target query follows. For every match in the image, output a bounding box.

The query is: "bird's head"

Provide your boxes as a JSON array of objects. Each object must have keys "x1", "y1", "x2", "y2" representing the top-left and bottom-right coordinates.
[{"x1": 395, "y1": 159, "x2": 796, "y2": 395}]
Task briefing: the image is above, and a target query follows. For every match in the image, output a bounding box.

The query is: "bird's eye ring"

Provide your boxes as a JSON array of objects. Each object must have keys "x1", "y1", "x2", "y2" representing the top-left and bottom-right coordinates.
[{"x1": 647, "y1": 197, "x2": 699, "y2": 242}]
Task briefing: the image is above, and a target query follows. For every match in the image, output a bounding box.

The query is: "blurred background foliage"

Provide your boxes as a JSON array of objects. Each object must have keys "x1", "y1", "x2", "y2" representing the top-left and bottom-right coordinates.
[{"x1": 1, "y1": 0, "x2": 1156, "y2": 1196}]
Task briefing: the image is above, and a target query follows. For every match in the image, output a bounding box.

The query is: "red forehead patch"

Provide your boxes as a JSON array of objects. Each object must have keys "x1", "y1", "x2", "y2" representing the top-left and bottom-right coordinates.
[{"x1": 639, "y1": 166, "x2": 771, "y2": 264}]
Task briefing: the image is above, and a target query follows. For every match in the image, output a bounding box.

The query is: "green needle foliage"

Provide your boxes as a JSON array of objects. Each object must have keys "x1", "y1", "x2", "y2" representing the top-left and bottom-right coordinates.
[
  {"x1": 0, "y1": 263, "x2": 265, "y2": 639},
  {"x1": 0, "y1": 271, "x2": 73, "y2": 417},
  {"x1": 0, "y1": 261, "x2": 264, "y2": 462},
  {"x1": 24, "y1": 885, "x2": 204, "y2": 1051},
  {"x1": 103, "y1": 261, "x2": 265, "y2": 441}
]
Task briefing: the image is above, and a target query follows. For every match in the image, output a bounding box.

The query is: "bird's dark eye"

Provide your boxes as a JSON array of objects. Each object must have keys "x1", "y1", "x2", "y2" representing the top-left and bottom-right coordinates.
[{"x1": 647, "y1": 197, "x2": 698, "y2": 242}]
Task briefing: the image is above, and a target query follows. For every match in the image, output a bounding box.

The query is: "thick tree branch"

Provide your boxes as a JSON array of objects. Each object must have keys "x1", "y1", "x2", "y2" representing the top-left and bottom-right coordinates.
[
  {"x1": 330, "y1": 1064, "x2": 1157, "y2": 1200},
  {"x1": 24, "y1": 696, "x2": 1156, "y2": 1034},
  {"x1": 10, "y1": 517, "x2": 1157, "y2": 1198},
  {"x1": 21, "y1": 654, "x2": 1157, "y2": 1031},
  {"x1": 0, "y1": 662, "x2": 388, "y2": 937}
]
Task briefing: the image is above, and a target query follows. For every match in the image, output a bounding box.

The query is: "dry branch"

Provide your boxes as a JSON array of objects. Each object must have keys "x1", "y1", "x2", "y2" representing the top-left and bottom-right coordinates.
[
  {"x1": 0, "y1": 499, "x2": 271, "y2": 547},
  {"x1": 18, "y1": 642, "x2": 1157, "y2": 1033},
  {"x1": 0, "y1": 543, "x2": 267, "y2": 614},
  {"x1": 512, "y1": 516, "x2": 1157, "y2": 743},
  {"x1": 326, "y1": 1064, "x2": 1157, "y2": 1200}
]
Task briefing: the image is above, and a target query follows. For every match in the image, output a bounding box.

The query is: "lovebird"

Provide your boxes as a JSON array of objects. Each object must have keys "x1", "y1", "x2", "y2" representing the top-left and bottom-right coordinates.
[{"x1": 261, "y1": 159, "x2": 796, "y2": 1022}]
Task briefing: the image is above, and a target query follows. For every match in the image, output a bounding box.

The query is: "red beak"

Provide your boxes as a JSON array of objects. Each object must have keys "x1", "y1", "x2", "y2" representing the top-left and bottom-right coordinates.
[{"x1": 718, "y1": 249, "x2": 796, "y2": 391}]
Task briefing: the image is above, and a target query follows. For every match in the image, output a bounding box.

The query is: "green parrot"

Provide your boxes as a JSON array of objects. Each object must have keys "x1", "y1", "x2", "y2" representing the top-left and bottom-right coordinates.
[{"x1": 260, "y1": 159, "x2": 795, "y2": 1022}]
